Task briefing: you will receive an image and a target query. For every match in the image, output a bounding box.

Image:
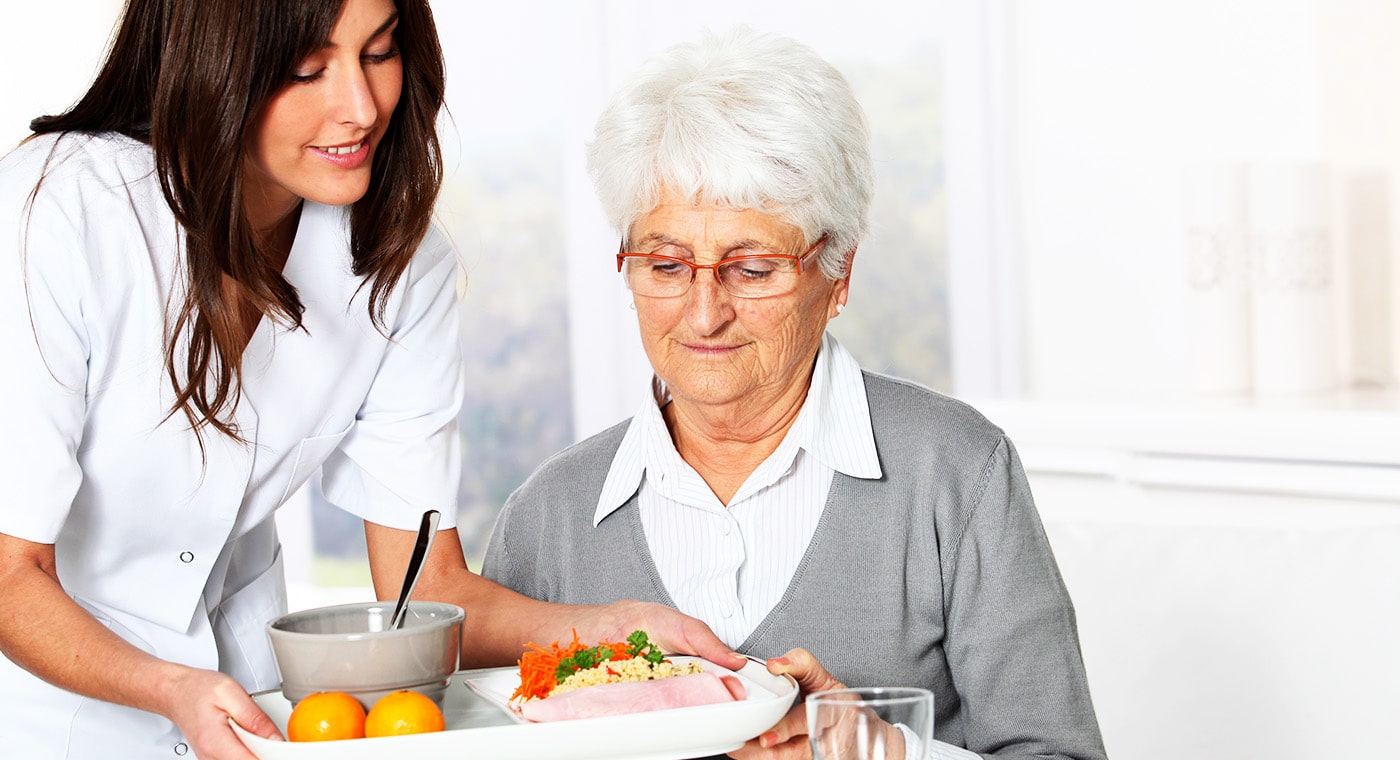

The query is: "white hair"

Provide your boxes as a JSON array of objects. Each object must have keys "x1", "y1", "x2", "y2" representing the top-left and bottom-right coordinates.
[{"x1": 586, "y1": 27, "x2": 874, "y2": 279}]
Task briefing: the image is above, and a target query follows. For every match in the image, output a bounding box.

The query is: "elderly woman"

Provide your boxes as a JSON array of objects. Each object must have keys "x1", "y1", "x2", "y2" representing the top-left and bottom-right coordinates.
[{"x1": 483, "y1": 28, "x2": 1106, "y2": 760}]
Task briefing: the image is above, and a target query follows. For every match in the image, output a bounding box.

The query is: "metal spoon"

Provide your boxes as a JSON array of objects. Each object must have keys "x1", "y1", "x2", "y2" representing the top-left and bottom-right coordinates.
[{"x1": 389, "y1": 509, "x2": 440, "y2": 630}]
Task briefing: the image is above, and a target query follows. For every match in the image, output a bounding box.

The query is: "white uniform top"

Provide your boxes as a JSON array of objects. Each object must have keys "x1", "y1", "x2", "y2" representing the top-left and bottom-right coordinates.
[{"x1": 0, "y1": 132, "x2": 464, "y2": 758}]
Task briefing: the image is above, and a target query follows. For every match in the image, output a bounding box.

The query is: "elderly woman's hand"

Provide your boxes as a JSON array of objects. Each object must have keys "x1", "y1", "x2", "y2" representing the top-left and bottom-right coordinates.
[{"x1": 728, "y1": 648, "x2": 849, "y2": 759}]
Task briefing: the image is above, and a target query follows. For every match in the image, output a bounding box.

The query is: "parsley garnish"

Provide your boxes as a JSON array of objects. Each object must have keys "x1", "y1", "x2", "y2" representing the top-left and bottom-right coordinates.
[
  {"x1": 552, "y1": 630, "x2": 666, "y2": 684},
  {"x1": 554, "y1": 644, "x2": 614, "y2": 683},
  {"x1": 626, "y1": 629, "x2": 666, "y2": 664}
]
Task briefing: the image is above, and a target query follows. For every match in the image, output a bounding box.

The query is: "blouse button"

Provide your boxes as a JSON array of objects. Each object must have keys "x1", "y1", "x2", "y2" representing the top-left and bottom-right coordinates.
[
  {"x1": 173, "y1": 742, "x2": 189, "y2": 756},
  {"x1": 179, "y1": 551, "x2": 194, "y2": 564}
]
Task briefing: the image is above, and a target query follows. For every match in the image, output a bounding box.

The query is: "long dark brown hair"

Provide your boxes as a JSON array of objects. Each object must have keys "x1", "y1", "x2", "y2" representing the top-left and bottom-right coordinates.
[{"x1": 30, "y1": 0, "x2": 445, "y2": 442}]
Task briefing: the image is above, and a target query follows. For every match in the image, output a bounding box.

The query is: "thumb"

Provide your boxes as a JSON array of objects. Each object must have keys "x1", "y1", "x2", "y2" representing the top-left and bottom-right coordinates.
[
  {"x1": 767, "y1": 648, "x2": 846, "y2": 694},
  {"x1": 227, "y1": 699, "x2": 283, "y2": 741},
  {"x1": 751, "y1": 648, "x2": 848, "y2": 749}
]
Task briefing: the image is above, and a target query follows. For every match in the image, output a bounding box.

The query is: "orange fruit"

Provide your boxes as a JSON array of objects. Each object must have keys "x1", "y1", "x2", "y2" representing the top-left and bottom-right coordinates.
[
  {"x1": 364, "y1": 689, "x2": 446, "y2": 737},
  {"x1": 286, "y1": 691, "x2": 367, "y2": 742}
]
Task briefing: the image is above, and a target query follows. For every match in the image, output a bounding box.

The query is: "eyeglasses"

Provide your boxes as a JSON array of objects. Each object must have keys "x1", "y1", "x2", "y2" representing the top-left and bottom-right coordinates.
[{"x1": 616, "y1": 234, "x2": 828, "y2": 299}]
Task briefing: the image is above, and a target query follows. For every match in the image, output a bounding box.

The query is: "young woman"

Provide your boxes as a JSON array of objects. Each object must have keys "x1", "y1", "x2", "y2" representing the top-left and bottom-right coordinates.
[{"x1": 0, "y1": 1, "x2": 736, "y2": 758}]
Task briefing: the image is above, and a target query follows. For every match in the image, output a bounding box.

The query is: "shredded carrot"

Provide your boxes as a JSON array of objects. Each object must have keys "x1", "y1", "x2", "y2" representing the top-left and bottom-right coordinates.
[{"x1": 510, "y1": 631, "x2": 583, "y2": 702}]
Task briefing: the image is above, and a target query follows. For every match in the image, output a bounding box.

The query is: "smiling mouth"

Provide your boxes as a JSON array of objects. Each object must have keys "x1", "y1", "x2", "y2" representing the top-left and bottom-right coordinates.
[{"x1": 316, "y1": 139, "x2": 367, "y2": 155}]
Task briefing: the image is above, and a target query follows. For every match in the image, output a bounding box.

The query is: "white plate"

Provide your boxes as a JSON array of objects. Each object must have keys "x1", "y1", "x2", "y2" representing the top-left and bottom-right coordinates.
[{"x1": 232, "y1": 657, "x2": 797, "y2": 760}]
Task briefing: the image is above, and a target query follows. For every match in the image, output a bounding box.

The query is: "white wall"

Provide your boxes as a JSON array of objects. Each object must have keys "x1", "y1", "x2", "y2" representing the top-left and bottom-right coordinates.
[
  {"x1": 2, "y1": 2, "x2": 123, "y2": 151},
  {"x1": 1038, "y1": 475, "x2": 1399, "y2": 759},
  {"x1": 1003, "y1": 0, "x2": 1400, "y2": 399},
  {"x1": 973, "y1": 396, "x2": 1400, "y2": 759},
  {"x1": 1317, "y1": 0, "x2": 1400, "y2": 386}
]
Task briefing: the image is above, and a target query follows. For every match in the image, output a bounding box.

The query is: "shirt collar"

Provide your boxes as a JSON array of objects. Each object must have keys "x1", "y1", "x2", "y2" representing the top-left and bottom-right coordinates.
[
  {"x1": 804, "y1": 332, "x2": 883, "y2": 479},
  {"x1": 593, "y1": 381, "x2": 662, "y2": 525},
  {"x1": 593, "y1": 332, "x2": 882, "y2": 526}
]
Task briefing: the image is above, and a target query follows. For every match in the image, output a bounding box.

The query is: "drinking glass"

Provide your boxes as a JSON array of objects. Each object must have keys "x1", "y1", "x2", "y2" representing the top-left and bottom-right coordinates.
[{"x1": 806, "y1": 687, "x2": 934, "y2": 760}]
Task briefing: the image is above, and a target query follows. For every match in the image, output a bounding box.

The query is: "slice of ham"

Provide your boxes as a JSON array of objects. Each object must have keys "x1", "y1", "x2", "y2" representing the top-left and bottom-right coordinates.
[{"x1": 519, "y1": 671, "x2": 747, "y2": 722}]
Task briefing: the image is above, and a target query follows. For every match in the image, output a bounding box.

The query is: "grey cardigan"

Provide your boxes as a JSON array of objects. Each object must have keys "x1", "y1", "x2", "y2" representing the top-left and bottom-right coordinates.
[{"x1": 483, "y1": 371, "x2": 1107, "y2": 760}]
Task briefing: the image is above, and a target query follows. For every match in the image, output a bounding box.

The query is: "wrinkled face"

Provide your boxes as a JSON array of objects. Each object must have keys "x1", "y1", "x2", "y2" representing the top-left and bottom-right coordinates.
[
  {"x1": 627, "y1": 192, "x2": 848, "y2": 414},
  {"x1": 243, "y1": 0, "x2": 403, "y2": 232}
]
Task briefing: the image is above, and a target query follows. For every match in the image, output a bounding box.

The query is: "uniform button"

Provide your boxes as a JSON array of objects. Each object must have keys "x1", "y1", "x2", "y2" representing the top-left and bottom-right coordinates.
[
  {"x1": 722, "y1": 522, "x2": 732, "y2": 536},
  {"x1": 173, "y1": 742, "x2": 189, "y2": 756},
  {"x1": 179, "y1": 551, "x2": 194, "y2": 563}
]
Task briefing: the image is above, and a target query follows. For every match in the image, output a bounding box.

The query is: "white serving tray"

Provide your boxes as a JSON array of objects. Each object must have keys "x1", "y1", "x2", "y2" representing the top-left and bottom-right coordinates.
[{"x1": 233, "y1": 658, "x2": 797, "y2": 760}]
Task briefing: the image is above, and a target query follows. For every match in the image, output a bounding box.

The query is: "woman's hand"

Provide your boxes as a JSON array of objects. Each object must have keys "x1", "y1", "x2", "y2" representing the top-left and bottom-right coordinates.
[
  {"x1": 0, "y1": 533, "x2": 278, "y2": 758},
  {"x1": 158, "y1": 665, "x2": 282, "y2": 760},
  {"x1": 587, "y1": 599, "x2": 747, "y2": 672},
  {"x1": 381, "y1": 524, "x2": 745, "y2": 670},
  {"x1": 728, "y1": 648, "x2": 847, "y2": 759}
]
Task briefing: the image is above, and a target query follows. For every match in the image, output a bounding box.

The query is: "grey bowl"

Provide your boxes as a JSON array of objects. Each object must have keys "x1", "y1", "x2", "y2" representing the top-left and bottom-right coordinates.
[{"x1": 267, "y1": 600, "x2": 464, "y2": 710}]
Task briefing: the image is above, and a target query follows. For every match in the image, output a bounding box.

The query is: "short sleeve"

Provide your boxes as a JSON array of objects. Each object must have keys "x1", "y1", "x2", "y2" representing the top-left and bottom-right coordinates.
[
  {"x1": 0, "y1": 145, "x2": 91, "y2": 542},
  {"x1": 319, "y1": 225, "x2": 464, "y2": 531}
]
